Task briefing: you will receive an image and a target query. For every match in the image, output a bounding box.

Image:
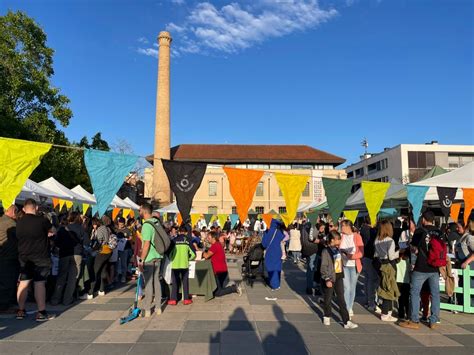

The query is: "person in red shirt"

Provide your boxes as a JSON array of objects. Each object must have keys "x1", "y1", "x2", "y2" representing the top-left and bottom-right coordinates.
[{"x1": 203, "y1": 231, "x2": 242, "y2": 297}]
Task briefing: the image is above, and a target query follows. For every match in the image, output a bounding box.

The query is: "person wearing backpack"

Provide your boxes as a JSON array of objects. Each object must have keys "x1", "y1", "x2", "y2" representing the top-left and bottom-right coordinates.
[
  {"x1": 137, "y1": 203, "x2": 164, "y2": 317},
  {"x1": 400, "y1": 210, "x2": 444, "y2": 330}
]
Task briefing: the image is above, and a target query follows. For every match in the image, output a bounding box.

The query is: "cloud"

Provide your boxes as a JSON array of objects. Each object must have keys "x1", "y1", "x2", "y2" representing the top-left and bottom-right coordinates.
[
  {"x1": 170, "y1": 0, "x2": 185, "y2": 4},
  {"x1": 137, "y1": 37, "x2": 149, "y2": 44},
  {"x1": 137, "y1": 0, "x2": 338, "y2": 57}
]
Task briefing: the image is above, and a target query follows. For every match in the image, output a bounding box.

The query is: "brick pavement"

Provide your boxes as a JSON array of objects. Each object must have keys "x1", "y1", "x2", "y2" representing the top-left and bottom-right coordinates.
[{"x1": 0, "y1": 256, "x2": 472, "y2": 354}]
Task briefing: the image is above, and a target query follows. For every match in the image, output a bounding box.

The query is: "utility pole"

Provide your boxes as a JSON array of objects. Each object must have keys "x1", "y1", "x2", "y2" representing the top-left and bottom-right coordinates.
[{"x1": 361, "y1": 138, "x2": 369, "y2": 181}]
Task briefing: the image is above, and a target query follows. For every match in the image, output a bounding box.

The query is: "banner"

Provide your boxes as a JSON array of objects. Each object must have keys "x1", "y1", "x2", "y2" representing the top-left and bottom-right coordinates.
[
  {"x1": 218, "y1": 214, "x2": 228, "y2": 229},
  {"x1": 322, "y1": 178, "x2": 353, "y2": 223},
  {"x1": 82, "y1": 203, "x2": 90, "y2": 214},
  {"x1": 276, "y1": 173, "x2": 309, "y2": 226},
  {"x1": 204, "y1": 213, "x2": 213, "y2": 226},
  {"x1": 59, "y1": 199, "x2": 66, "y2": 211},
  {"x1": 224, "y1": 167, "x2": 264, "y2": 225},
  {"x1": 162, "y1": 160, "x2": 207, "y2": 223},
  {"x1": 262, "y1": 213, "x2": 273, "y2": 229},
  {"x1": 229, "y1": 214, "x2": 239, "y2": 228},
  {"x1": 52, "y1": 198, "x2": 60, "y2": 209},
  {"x1": 450, "y1": 203, "x2": 461, "y2": 223},
  {"x1": 112, "y1": 208, "x2": 121, "y2": 221},
  {"x1": 65, "y1": 201, "x2": 73, "y2": 210},
  {"x1": 191, "y1": 213, "x2": 201, "y2": 228},
  {"x1": 85, "y1": 149, "x2": 138, "y2": 217},
  {"x1": 0, "y1": 137, "x2": 52, "y2": 207},
  {"x1": 361, "y1": 181, "x2": 391, "y2": 226},
  {"x1": 343, "y1": 210, "x2": 359, "y2": 224},
  {"x1": 123, "y1": 209, "x2": 132, "y2": 219},
  {"x1": 437, "y1": 187, "x2": 457, "y2": 218},
  {"x1": 463, "y1": 188, "x2": 474, "y2": 225},
  {"x1": 407, "y1": 185, "x2": 429, "y2": 225}
]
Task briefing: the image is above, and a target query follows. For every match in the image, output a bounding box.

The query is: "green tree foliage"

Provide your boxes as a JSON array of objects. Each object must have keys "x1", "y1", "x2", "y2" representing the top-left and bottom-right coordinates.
[{"x1": 0, "y1": 10, "x2": 109, "y2": 190}]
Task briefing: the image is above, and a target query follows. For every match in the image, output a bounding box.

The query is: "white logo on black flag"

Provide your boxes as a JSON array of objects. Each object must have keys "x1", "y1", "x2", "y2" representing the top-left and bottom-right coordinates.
[
  {"x1": 162, "y1": 159, "x2": 207, "y2": 224},
  {"x1": 436, "y1": 186, "x2": 457, "y2": 218}
]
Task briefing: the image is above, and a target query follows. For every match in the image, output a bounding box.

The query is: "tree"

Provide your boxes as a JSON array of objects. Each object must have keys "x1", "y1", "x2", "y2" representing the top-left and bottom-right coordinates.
[{"x1": 0, "y1": 11, "x2": 110, "y2": 189}]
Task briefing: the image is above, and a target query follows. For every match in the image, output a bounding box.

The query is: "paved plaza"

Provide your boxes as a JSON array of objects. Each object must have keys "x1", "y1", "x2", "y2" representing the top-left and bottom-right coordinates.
[{"x1": 0, "y1": 257, "x2": 473, "y2": 355}]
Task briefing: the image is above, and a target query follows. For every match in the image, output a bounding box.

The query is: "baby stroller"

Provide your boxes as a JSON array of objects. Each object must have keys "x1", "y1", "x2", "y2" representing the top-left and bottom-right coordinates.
[{"x1": 241, "y1": 243, "x2": 265, "y2": 287}]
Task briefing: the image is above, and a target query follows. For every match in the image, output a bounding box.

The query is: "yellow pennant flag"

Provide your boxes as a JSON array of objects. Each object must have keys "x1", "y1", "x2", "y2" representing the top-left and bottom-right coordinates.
[
  {"x1": 123, "y1": 209, "x2": 132, "y2": 218},
  {"x1": 191, "y1": 213, "x2": 200, "y2": 228},
  {"x1": 0, "y1": 138, "x2": 52, "y2": 207},
  {"x1": 344, "y1": 210, "x2": 359, "y2": 224},
  {"x1": 275, "y1": 173, "x2": 309, "y2": 226},
  {"x1": 218, "y1": 214, "x2": 228, "y2": 228},
  {"x1": 58, "y1": 199, "x2": 66, "y2": 211},
  {"x1": 82, "y1": 203, "x2": 90, "y2": 214},
  {"x1": 361, "y1": 181, "x2": 391, "y2": 226},
  {"x1": 65, "y1": 201, "x2": 73, "y2": 210}
]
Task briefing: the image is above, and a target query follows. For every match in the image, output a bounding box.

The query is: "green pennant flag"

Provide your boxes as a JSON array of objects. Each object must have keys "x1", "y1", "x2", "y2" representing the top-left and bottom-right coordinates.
[
  {"x1": 306, "y1": 210, "x2": 319, "y2": 225},
  {"x1": 322, "y1": 178, "x2": 353, "y2": 223},
  {"x1": 204, "y1": 213, "x2": 213, "y2": 225}
]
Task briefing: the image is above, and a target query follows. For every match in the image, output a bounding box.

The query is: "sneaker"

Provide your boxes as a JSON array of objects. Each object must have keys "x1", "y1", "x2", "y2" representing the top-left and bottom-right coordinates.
[
  {"x1": 399, "y1": 320, "x2": 420, "y2": 330},
  {"x1": 349, "y1": 309, "x2": 354, "y2": 317},
  {"x1": 429, "y1": 322, "x2": 438, "y2": 330},
  {"x1": 270, "y1": 287, "x2": 281, "y2": 291},
  {"x1": 183, "y1": 299, "x2": 193, "y2": 306},
  {"x1": 381, "y1": 314, "x2": 398, "y2": 322},
  {"x1": 143, "y1": 309, "x2": 152, "y2": 318},
  {"x1": 16, "y1": 309, "x2": 26, "y2": 320},
  {"x1": 323, "y1": 317, "x2": 331, "y2": 326},
  {"x1": 236, "y1": 282, "x2": 243, "y2": 297},
  {"x1": 121, "y1": 276, "x2": 126, "y2": 283},
  {"x1": 344, "y1": 321, "x2": 359, "y2": 329},
  {"x1": 367, "y1": 305, "x2": 382, "y2": 314},
  {"x1": 167, "y1": 300, "x2": 177, "y2": 306},
  {"x1": 36, "y1": 311, "x2": 54, "y2": 322},
  {"x1": 98, "y1": 291, "x2": 105, "y2": 297},
  {"x1": 80, "y1": 294, "x2": 93, "y2": 300}
]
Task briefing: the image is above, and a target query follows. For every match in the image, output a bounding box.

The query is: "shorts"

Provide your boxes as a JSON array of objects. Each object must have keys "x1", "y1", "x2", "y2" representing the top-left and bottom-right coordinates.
[{"x1": 19, "y1": 259, "x2": 50, "y2": 282}]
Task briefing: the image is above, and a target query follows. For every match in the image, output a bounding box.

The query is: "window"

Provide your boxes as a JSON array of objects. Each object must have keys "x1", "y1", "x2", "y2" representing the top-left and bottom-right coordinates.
[
  {"x1": 408, "y1": 152, "x2": 435, "y2": 169},
  {"x1": 255, "y1": 206, "x2": 264, "y2": 214},
  {"x1": 448, "y1": 154, "x2": 474, "y2": 168},
  {"x1": 231, "y1": 206, "x2": 237, "y2": 214},
  {"x1": 208, "y1": 181, "x2": 217, "y2": 196},
  {"x1": 270, "y1": 164, "x2": 291, "y2": 170},
  {"x1": 347, "y1": 171, "x2": 354, "y2": 178},
  {"x1": 291, "y1": 165, "x2": 313, "y2": 170},
  {"x1": 368, "y1": 159, "x2": 389, "y2": 173},
  {"x1": 302, "y1": 182, "x2": 310, "y2": 197},
  {"x1": 278, "y1": 206, "x2": 287, "y2": 214},
  {"x1": 208, "y1": 206, "x2": 218, "y2": 215},
  {"x1": 355, "y1": 167, "x2": 364, "y2": 178},
  {"x1": 256, "y1": 182, "x2": 264, "y2": 196}
]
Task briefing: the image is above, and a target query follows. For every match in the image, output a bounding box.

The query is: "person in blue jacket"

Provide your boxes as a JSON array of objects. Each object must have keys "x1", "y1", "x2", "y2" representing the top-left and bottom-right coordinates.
[{"x1": 262, "y1": 220, "x2": 285, "y2": 290}]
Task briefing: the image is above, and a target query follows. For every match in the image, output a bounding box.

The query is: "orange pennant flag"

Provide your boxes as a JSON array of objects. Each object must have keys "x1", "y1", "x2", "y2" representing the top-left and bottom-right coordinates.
[
  {"x1": 112, "y1": 208, "x2": 121, "y2": 221},
  {"x1": 450, "y1": 203, "x2": 461, "y2": 223},
  {"x1": 177, "y1": 213, "x2": 183, "y2": 226},
  {"x1": 129, "y1": 210, "x2": 135, "y2": 218},
  {"x1": 224, "y1": 167, "x2": 264, "y2": 226},
  {"x1": 262, "y1": 214, "x2": 273, "y2": 228},
  {"x1": 463, "y1": 188, "x2": 474, "y2": 225},
  {"x1": 52, "y1": 197, "x2": 59, "y2": 209}
]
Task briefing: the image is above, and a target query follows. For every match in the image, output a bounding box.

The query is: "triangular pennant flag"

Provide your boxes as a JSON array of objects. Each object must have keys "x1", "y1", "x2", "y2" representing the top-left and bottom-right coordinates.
[
  {"x1": 450, "y1": 203, "x2": 461, "y2": 223},
  {"x1": 344, "y1": 210, "x2": 359, "y2": 224},
  {"x1": 229, "y1": 214, "x2": 239, "y2": 228},
  {"x1": 0, "y1": 138, "x2": 52, "y2": 207},
  {"x1": 306, "y1": 210, "x2": 319, "y2": 225},
  {"x1": 82, "y1": 203, "x2": 90, "y2": 214},
  {"x1": 437, "y1": 187, "x2": 457, "y2": 218},
  {"x1": 463, "y1": 188, "x2": 474, "y2": 225},
  {"x1": 52, "y1": 198, "x2": 60, "y2": 209},
  {"x1": 322, "y1": 178, "x2": 353, "y2": 223},
  {"x1": 275, "y1": 173, "x2": 309, "y2": 226},
  {"x1": 65, "y1": 200, "x2": 73, "y2": 210},
  {"x1": 204, "y1": 214, "x2": 213, "y2": 225},
  {"x1": 177, "y1": 213, "x2": 183, "y2": 226},
  {"x1": 163, "y1": 212, "x2": 167, "y2": 222},
  {"x1": 191, "y1": 213, "x2": 201, "y2": 228},
  {"x1": 262, "y1": 214, "x2": 273, "y2": 228},
  {"x1": 224, "y1": 167, "x2": 264, "y2": 227},
  {"x1": 130, "y1": 210, "x2": 136, "y2": 218},
  {"x1": 58, "y1": 199, "x2": 66, "y2": 211},
  {"x1": 123, "y1": 209, "x2": 132, "y2": 218},
  {"x1": 218, "y1": 214, "x2": 228, "y2": 229},
  {"x1": 85, "y1": 149, "x2": 138, "y2": 217},
  {"x1": 361, "y1": 181, "x2": 391, "y2": 226},
  {"x1": 407, "y1": 185, "x2": 429, "y2": 225},
  {"x1": 162, "y1": 160, "x2": 207, "y2": 223},
  {"x1": 112, "y1": 208, "x2": 121, "y2": 221}
]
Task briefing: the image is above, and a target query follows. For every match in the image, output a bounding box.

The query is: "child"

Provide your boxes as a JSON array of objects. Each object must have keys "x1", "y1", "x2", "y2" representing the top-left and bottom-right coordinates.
[
  {"x1": 320, "y1": 230, "x2": 359, "y2": 329},
  {"x1": 397, "y1": 246, "x2": 411, "y2": 320},
  {"x1": 168, "y1": 225, "x2": 196, "y2": 306}
]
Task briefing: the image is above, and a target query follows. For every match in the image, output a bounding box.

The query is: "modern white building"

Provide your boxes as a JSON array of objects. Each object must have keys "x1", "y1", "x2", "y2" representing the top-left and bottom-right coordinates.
[{"x1": 345, "y1": 142, "x2": 474, "y2": 191}]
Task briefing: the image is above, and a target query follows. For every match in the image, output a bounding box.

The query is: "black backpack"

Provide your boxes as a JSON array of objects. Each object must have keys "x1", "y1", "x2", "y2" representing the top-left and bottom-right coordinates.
[{"x1": 144, "y1": 219, "x2": 172, "y2": 255}]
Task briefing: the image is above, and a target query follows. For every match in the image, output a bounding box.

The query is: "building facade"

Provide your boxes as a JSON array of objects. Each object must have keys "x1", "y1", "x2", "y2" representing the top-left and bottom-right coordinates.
[
  {"x1": 145, "y1": 144, "x2": 346, "y2": 214},
  {"x1": 345, "y1": 142, "x2": 474, "y2": 191}
]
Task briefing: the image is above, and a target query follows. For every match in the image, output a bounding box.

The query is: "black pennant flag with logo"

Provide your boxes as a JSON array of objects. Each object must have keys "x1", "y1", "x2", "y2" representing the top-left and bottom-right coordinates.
[
  {"x1": 162, "y1": 159, "x2": 207, "y2": 224},
  {"x1": 436, "y1": 186, "x2": 457, "y2": 218}
]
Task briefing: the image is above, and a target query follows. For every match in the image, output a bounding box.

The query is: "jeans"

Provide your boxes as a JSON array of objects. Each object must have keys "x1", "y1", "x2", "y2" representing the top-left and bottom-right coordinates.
[
  {"x1": 0, "y1": 259, "x2": 19, "y2": 309},
  {"x1": 410, "y1": 271, "x2": 440, "y2": 324},
  {"x1": 51, "y1": 255, "x2": 82, "y2": 305},
  {"x1": 362, "y1": 257, "x2": 379, "y2": 308},
  {"x1": 214, "y1": 272, "x2": 237, "y2": 297},
  {"x1": 118, "y1": 249, "x2": 130, "y2": 278},
  {"x1": 142, "y1": 260, "x2": 162, "y2": 312},
  {"x1": 171, "y1": 269, "x2": 189, "y2": 301},
  {"x1": 322, "y1": 277, "x2": 349, "y2": 324},
  {"x1": 397, "y1": 282, "x2": 410, "y2": 319},
  {"x1": 292, "y1": 251, "x2": 301, "y2": 262},
  {"x1": 89, "y1": 253, "x2": 111, "y2": 295},
  {"x1": 306, "y1": 253, "x2": 318, "y2": 290},
  {"x1": 343, "y1": 266, "x2": 359, "y2": 312}
]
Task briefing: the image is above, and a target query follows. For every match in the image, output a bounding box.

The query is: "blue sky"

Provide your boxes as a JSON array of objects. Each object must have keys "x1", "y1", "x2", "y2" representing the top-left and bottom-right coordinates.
[{"x1": 1, "y1": 0, "x2": 472, "y2": 167}]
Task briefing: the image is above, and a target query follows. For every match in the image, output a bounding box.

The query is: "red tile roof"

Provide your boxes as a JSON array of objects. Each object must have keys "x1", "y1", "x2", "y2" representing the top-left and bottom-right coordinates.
[{"x1": 147, "y1": 144, "x2": 345, "y2": 166}]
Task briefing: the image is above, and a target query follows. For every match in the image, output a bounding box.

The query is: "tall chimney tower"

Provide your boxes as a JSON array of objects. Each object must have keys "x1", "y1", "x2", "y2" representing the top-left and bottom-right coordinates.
[{"x1": 153, "y1": 31, "x2": 172, "y2": 205}]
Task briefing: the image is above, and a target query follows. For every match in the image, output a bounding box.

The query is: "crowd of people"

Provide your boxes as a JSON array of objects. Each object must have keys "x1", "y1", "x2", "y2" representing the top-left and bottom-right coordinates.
[{"x1": 0, "y1": 198, "x2": 472, "y2": 330}]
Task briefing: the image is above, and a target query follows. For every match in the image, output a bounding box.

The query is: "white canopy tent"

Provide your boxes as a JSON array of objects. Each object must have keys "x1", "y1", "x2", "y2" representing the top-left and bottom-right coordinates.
[
  {"x1": 298, "y1": 199, "x2": 327, "y2": 213},
  {"x1": 411, "y1": 162, "x2": 474, "y2": 188},
  {"x1": 17, "y1": 179, "x2": 70, "y2": 202},
  {"x1": 155, "y1": 202, "x2": 196, "y2": 214},
  {"x1": 71, "y1": 185, "x2": 131, "y2": 209},
  {"x1": 345, "y1": 179, "x2": 406, "y2": 208},
  {"x1": 124, "y1": 197, "x2": 140, "y2": 210},
  {"x1": 39, "y1": 177, "x2": 94, "y2": 204}
]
